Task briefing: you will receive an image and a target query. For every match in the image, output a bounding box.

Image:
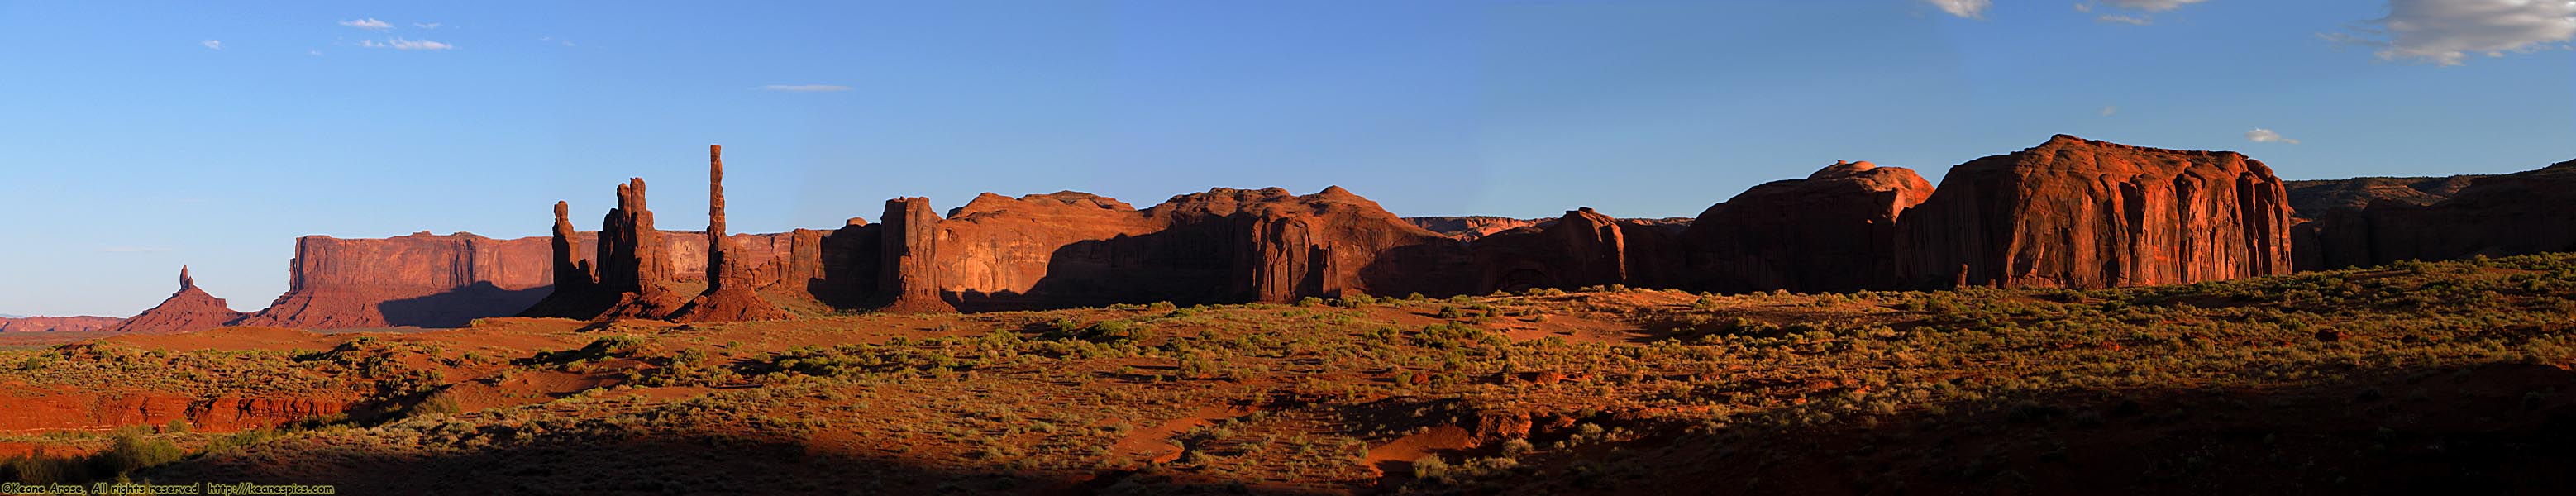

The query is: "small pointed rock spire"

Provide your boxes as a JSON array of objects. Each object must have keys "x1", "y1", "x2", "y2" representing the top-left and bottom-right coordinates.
[{"x1": 179, "y1": 265, "x2": 194, "y2": 290}]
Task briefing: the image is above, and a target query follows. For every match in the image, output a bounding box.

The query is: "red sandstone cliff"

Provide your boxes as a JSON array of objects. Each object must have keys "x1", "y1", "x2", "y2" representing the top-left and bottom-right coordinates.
[
  {"x1": 878, "y1": 197, "x2": 957, "y2": 312},
  {"x1": 233, "y1": 232, "x2": 554, "y2": 329},
  {"x1": 108, "y1": 266, "x2": 247, "y2": 333},
  {"x1": 1684, "y1": 160, "x2": 1934, "y2": 293},
  {"x1": 1896, "y1": 135, "x2": 2294, "y2": 289}
]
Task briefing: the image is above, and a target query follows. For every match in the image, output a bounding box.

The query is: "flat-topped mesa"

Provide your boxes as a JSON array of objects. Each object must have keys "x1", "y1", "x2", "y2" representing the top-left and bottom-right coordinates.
[
  {"x1": 1684, "y1": 160, "x2": 1934, "y2": 293},
  {"x1": 2298, "y1": 157, "x2": 2576, "y2": 270},
  {"x1": 878, "y1": 197, "x2": 956, "y2": 312},
  {"x1": 236, "y1": 232, "x2": 556, "y2": 329},
  {"x1": 1470, "y1": 207, "x2": 1686, "y2": 293},
  {"x1": 672, "y1": 145, "x2": 792, "y2": 322},
  {"x1": 109, "y1": 265, "x2": 246, "y2": 333},
  {"x1": 0, "y1": 315, "x2": 123, "y2": 332},
  {"x1": 1897, "y1": 136, "x2": 2293, "y2": 289}
]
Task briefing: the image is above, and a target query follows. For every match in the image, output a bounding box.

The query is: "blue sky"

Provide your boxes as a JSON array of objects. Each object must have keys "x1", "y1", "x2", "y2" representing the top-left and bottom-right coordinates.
[{"x1": 2, "y1": 1, "x2": 2571, "y2": 317}]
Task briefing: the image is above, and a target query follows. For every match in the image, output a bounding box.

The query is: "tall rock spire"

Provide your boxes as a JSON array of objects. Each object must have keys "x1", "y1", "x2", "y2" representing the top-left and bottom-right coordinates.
[
  {"x1": 109, "y1": 265, "x2": 245, "y2": 333},
  {"x1": 671, "y1": 144, "x2": 792, "y2": 322}
]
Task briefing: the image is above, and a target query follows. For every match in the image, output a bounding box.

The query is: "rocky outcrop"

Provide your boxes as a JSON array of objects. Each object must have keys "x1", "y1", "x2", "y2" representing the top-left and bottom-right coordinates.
[
  {"x1": 878, "y1": 197, "x2": 956, "y2": 312},
  {"x1": 1146, "y1": 186, "x2": 1472, "y2": 302},
  {"x1": 932, "y1": 192, "x2": 1164, "y2": 309},
  {"x1": 108, "y1": 266, "x2": 247, "y2": 333},
  {"x1": 1896, "y1": 135, "x2": 2294, "y2": 289},
  {"x1": 671, "y1": 145, "x2": 793, "y2": 322},
  {"x1": 2297, "y1": 160, "x2": 2576, "y2": 270},
  {"x1": 1472, "y1": 207, "x2": 1686, "y2": 292},
  {"x1": 870, "y1": 187, "x2": 1470, "y2": 310},
  {"x1": 1408, "y1": 217, "x2": 1544, "y2": 241},
  {"x1": 2284, "y1": 175, "x2": 2483, "y2": 219},
  {"x1": 233, "y1": 232, "x2": 554, "y2": 329},
  {"x1": 1683, "y1": 161, "x2": 1934, "y2": 293},
  {"x1": 519, "y1": 179, "x2": 687, "y2": 320},
  {"x1": 0, "y1": 316, "x2": 124, "y2": 332}
]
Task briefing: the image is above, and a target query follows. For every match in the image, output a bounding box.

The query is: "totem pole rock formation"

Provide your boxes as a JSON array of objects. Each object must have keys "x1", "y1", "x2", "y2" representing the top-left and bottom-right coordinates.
[
  {"x1": 108, "y1": 265, "x2": 248, "y2": 333},
  {"x1": 2297, "y1": 159, "x2": 2576, "y2": 270},
  {"x1": 1472, "y1": 207, "x2": 1685, "y2": 292},
  {"x1": 1896, "y1": 135, "x2": 2294, "y2": 289},
  {"x1": 671, "y1": 145, "x2": 793, "y2": 322},
  {"x1": 518, "y1": 178, "x2": 685, "y2": 320},
  {"x1": 1683, "y1": 160, "x2": 1934, "y2": 293}
]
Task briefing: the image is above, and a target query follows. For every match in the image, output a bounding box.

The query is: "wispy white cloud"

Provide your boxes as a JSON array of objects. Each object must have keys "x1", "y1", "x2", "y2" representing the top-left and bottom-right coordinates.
[
  {"x1": 338, "y1": 17, "x2": 393, "y2": 30},
  {"x1": 2073, "y1": 0, "x2": 2211, "y2": 26},
  {"x1": 2100, "y1": 105, "x2": 2120, "y2": 116},
  {"x1": 199, "y1": 40, "x2": 222, "y2": 50},
  {"x1": 360, "y1": 37, "x2": 455, "y2": 50},
  {"x1": 539, "y1": 36, "x2": 576, "y2": 47},
  {"x1": 2098, "y1": 14, "x2": 2154, "y2": 25},
  {"x1": 308, "y1": 50, "x2": 323, "y2": 56},
  {"x1": 1926, "y1": 0, "x2": 1994, "y2": 18},
  {"x1": 2326, "y1": 0, "x2": 2576, "y2": 66},
  {"x1": 413, "y1": 22, "x2": 441, "y2": 29},
  {"x1": 2246, "y1": 128, "x2": 2302, "y2": 145},
  {"x1": 759, "y1": 84, "x2": 854, "y2": 92},
  {"x1": 2102, "y1": 0, "x2": 2211, "y2": 12},
  {"x1": 98, "y1": 246, "x2": 172, "y2": 254}
]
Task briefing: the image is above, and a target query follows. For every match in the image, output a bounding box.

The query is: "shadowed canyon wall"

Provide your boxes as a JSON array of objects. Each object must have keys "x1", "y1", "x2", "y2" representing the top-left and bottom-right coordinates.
[{"x1": 2297, "y1": 160, "x2": 2576, "y2": 270}]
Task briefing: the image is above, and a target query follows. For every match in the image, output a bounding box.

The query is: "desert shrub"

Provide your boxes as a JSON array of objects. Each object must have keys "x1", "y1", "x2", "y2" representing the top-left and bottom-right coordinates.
[
  {"x1": 1414, "y1": 455, "x2": 1452, "y2": 480},
  {"x1": 89, "y1": 428, "x2": 185, "y2": 477}
]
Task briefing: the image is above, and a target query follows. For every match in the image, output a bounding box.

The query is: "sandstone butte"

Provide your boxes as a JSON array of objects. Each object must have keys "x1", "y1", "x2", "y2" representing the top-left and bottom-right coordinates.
[
  {"x1": 1682, "y1": 160, "x2": 1935, "y2": 293},
  {"x1": 1471, "y1": 207, "x2": 1686, "y2": 293},
  {"x1": 1895, "y1": 135, "x2": 2295, "y2": 289},
  {"x1": 125, "y1": 135, "x2": 2532, "y2": 330},
  {"x1": 2297, "y1": 159, "x2": 2576, "y2": 270},
  {"x1": 106, "y1": 265, "x2": 247, "y2": 333}
]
